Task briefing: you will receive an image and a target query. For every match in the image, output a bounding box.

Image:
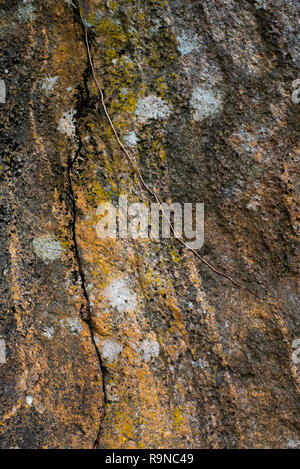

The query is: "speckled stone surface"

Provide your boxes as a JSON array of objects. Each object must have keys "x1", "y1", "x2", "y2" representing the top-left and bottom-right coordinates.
[{"x1": 0, "y1": 0, "x2": 299, "y2": 448}]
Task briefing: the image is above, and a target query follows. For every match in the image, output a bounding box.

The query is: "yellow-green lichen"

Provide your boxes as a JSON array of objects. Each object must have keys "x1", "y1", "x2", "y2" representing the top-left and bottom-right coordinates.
[{"x1": 173, "y1": 407, "x2": 183, "y2": 428}]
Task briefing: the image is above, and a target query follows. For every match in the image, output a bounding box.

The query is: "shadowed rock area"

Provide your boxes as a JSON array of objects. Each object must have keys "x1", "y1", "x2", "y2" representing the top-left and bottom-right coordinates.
[{"x1": 0, "y1": 0, "x2": 299, "y2": 448}]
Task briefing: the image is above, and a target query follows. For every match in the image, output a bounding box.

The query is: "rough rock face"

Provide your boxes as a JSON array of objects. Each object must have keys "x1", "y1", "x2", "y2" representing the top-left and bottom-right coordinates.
[{"x1": 0, "y1": 0, "x2": 299, "y2": 449}]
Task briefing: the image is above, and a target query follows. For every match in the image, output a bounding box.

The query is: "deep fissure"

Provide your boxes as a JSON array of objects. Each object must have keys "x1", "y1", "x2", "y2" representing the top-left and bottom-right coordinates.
[{"x1": 65, "y1": 6, "x2": 108, "y2": 450}]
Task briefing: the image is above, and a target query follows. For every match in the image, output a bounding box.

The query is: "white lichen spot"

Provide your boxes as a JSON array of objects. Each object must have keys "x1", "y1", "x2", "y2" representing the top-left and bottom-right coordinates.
[
  {"x1": 42, "y1": 326, "x2": 55, "y2": 339},
  {"x1": 94, "y1": 336, "x2": 100, "y2": 346},
  {"x1": 135, "y1": 95, "x2": 172, "y2": 123},
  {"x1": 0, "y1": 79, "x2": 6, "y2": 104},
  {"x1": 60, "y1": 317, "x2": 83, "y2": 335},
  {"x1": 120, "y1": 87, "x2": 128, "y2": 96},
  {"x1": 17, "y1": 2, "x2": 37, "y2": 23},
  {"x1": 288, "y1": 439, "x2": 300, "y2": 449},
  {"x1": 40, "y1": 76, "x2": 58, "y2": 95},
  {"x1": 247, "y1": 195, "x2": 261, "y2": 211},
  {"x1": 32, "y1": 233, "x2": 63, "y2": 263},
  {"x1": 138, "y1": 339, "x2": 160, "y2": 362},
  {"x1": 105, "y1": 382, "x2": 119, "y2": 402},
  {"x1": 57, "y1": 109, "x2": 76, "y2": 138},
  {"x1": 101, "y1": 339, "x2": 123, "y2": 364},
  {"x1": 123, "y1": 131, "x2": 139, "y2": 147},
  {"x1": 64, "y1": 0, "x2": 76, "y2": 7},
  {"x1": 254, "y1": 0, "x2": 268, "y2": 9},
  {"x1": 103, "y1": 277, "x2": 136, "y2": 313},
  {"x1": 190, "y1": 87, "x2": 223, "y2": 121},
  {"x1": 177, "y1": 31, "x2": 200, "y2": 56},
  {"x1": 26, "y1": 396, "x2": 33, "y2": 406},
  {"x1": 191, "y1": 358, "x2": 209, "y2": 369},
  {"x1": 0, "y1": 339, "x2": 6, "y2": 364}
]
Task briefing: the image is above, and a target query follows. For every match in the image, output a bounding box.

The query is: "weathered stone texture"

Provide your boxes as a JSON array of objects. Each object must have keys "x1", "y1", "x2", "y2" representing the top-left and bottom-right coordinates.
[{"x1": 0, "y1": 0, "x2": 299, "y2": 448}]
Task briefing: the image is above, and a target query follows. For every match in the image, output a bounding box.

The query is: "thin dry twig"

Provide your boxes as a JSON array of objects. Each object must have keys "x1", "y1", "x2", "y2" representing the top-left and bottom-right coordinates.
[{"x1": 76, "y1": 1, "x2": 259, "y2": 299}]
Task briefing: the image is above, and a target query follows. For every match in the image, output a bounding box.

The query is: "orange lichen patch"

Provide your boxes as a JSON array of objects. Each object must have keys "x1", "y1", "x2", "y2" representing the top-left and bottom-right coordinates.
[
  {"x1": 51, "y1": 24, "x2": 85, "y2": 97},
  {"x1": 166, "y1": 297, "x2": 189, "y2": 343},
  {"x1": 101, "y1": 365, "x2": 194, "y2": 449},
  {"x1": 0, "y1": 3, "x2": 104, "y2": 448},
  {"x1": 73, "y1": 165, "x2": 199, "y2": 447},
  {"x1": 75, "y1": 199, "x2": 119, "y2": 270}
]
